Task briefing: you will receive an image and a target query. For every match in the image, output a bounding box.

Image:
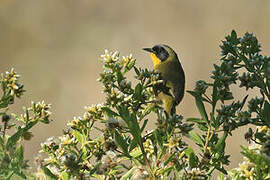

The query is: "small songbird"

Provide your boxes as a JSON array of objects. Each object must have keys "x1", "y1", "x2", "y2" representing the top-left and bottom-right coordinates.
[{"x1": 143, "y1": 44, "x2": 185, "y2": 115}]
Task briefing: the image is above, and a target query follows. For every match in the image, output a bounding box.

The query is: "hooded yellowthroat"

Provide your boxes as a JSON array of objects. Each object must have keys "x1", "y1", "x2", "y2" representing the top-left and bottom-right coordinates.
[{"x1": 143, "y1": 44, "x2": 185, "y2": 115}]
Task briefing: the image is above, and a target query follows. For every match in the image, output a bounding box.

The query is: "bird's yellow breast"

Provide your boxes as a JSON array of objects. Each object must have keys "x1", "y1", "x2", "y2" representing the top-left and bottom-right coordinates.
[{"x1": 150, "y1": 53, "x2": 161, "y2": 69}]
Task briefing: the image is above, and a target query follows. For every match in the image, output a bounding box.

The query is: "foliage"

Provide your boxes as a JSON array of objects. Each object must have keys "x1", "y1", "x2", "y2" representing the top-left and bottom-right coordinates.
[
  {"x1": 37, "y1": 31, "x2": 270, "y2": 179},
  {"x1": 188, "y1": 30, "x2": 270, "y2": 180},
  {"x1": 0, "y1": 68, "x2": 52, "y2": 179},
  {"x1": 1, "y1": 30, "x2": 270, "y2": 179}
]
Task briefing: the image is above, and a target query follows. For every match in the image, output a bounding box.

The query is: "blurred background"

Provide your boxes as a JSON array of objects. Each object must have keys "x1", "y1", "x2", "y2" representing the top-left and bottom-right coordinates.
[{"x1": 1, "y1": 0, "x2": 270, "y2": 176}]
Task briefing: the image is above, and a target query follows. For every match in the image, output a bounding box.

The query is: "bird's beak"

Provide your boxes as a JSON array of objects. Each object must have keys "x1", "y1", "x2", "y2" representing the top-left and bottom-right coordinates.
[{"x1": 142, "y1": 48, "x2": 153, "y2": 53}]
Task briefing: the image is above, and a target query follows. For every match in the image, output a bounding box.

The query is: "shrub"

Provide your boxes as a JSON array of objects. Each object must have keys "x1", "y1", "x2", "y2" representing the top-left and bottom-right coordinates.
[
  {"x1": 0, "y1": 68, "x2": 52, "y2": 179},
  {"x1": 1, "y1": 30, "x2": 270, "y2": 179}
]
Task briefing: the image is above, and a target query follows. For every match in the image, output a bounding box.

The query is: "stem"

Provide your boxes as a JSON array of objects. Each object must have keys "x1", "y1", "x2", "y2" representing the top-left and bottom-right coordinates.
[
  {"x1": 203, "y1": 93, "x2": 212, "y2": 104},
  {"x1": 203, "y1": 128, "x2": 215, "y2": 153},
  {"x1": 203, "y1": 127, "x2": 211, "y2": 153},
  {"x1": 251, "y1": 138, "x2": 263, "y2": 145},
  {"x1": 138, "y1": 139, "x2": 154, "y2": 178},
  {"x1": 2, "y1": 119, "x2": 8, "y2": 155},
  {"x1": 264, "y1": 86, "x2": 270, "y2": 102},
  {"x1": 3, "y1": 120, "x2": 7, "y2": 144}
]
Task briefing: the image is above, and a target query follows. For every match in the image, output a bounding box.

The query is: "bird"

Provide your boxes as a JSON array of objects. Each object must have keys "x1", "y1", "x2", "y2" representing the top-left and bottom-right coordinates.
[{"x1": 143, "y1": 44, "x2": 185, "y2": 115}]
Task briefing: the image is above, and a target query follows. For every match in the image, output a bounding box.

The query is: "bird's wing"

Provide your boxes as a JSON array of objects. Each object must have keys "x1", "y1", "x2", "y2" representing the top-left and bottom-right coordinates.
[{"x1": 166, "y1": 61, "x2": 185, "y2": 106}]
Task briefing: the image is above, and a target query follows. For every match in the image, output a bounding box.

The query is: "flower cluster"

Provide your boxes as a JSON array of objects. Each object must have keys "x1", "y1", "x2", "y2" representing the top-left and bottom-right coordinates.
[
  {"x1": 186, "y1": 168, "x2": 207, "y2": 180},
  {"x1": 0, "y1": 68, "x2": 25, "y2": 106},
  {"x1": 194, "y1": 80, "x2": 208, "y2": 95},
  {"x1": 0, "y1": 69, "x2": 52, "y2": 180},
  {"x1": 14, "y1": 101, "x2": 52, "y2": 125},
  {"x1": 228, "y1": 143, "x2": 270, "y2": 180},
  {"x1": 187, "y1": 30, "x2": 270, "y2": 179},
  {"x1": 247, "y1": 97, "x2": 264, "y2": 114},
  {"x1": 38, "y1": 31, "x2": 270, "y2": 179},
  {"x1": 31, "y1": 101, "x2": 52, "y2": 123},
  {"x1": 38, "y1": 49, "x2": 194, "y2": 179},
  {"x1": 211, "y1": 62, "x2": 238, "y2": 101}
]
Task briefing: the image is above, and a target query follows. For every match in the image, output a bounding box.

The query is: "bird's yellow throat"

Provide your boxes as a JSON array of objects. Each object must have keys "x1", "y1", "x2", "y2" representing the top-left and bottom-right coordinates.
[{"x1": 150, "y1": 53, "x2": 161, "y2": 69}]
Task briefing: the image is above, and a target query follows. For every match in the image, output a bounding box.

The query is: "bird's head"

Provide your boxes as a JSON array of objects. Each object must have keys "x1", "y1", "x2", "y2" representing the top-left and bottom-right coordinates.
[{"x1": 143, "y1": 44, "x2": 177, "y2": 69}]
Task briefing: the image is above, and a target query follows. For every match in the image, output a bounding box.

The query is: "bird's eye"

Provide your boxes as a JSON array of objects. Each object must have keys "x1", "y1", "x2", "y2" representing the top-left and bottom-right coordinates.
[
  {"x1": 152, "y1": 45, "x2": 169, "y2": 61},
  {"x1": 152, "y1": 46, "x2": 159, "y2": 53},
  {"x1": 160, "y1": 47, "x2": 165, "y2": 53}
]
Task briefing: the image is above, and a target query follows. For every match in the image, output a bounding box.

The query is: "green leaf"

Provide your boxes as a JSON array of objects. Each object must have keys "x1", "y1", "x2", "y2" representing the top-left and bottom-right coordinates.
[
  {"x1": 140, "y1": 119, "x2": 148, "y2": 132},
  {"x1": 211, "y1": 112, "x2": 219, "y2": 129},
  {"x1": 240, "y1": 54, "x2": 253, "y2": 72},
  {"x1": 186, "y1": 118, "x2": 206, "y2": 123},
  {"x1": 212, "y1": 81, "x2": 218, "y2": 112},
  {"x1": 0, "y1": 136, "x2": 4, "y2": 149},
  {"x1": 118, "y1": 109, "x2": 140, "y2": 146},
  {"x1": 187, "y1": 91, "x2": 209, "y2": 122},
  {"x1": 117, "y1": 106, "x2": 130, "y2": 123},
  {"x1": 102, "y1": 107, "x2": 119, "y2": 117},
  {"x1": 124, "y1": 59, "x2": 136, "y2": 73},
  {"x1": 186, "y1": 118, "x2": 208, "y2": 131},
  {"x1": 266, "y1": 79, "x2": 270, "y2": 93},
  {"x1": 185, "y1": 147, "x2": 198, "y2": 168},
  {"x1": 129, "y1": 138, "x2": 137, "y2": 152},
  {"x1": 154, "y1": 130, "x2": 163, "y2": 148},
  {"x1": 216, "y1": 166, "x2": 227, "y2": 175},
  {"x1": 240, "y1": 95, "x2": 249, "y2": 111},
  {"x1": 6, "y1": 121, "x2": 38, "y2": 149},
  {"x1": 89, "y1": 164, "x2": 99, "y2": 176},
  {"x1": 14, "y1": 145, "x2": 24, "y2": 165},
  {"x1": 120, "y1": 166, "x2": 137, "y2": 180},
  {"x1": 129, "y1": 146, "x2": 142, "y2": 158},
  {"x1": 254, "y1": 132, "x2": 266, "y2": 143},
  {"x1": 186, "y1": 90, "x2": 197, "y2": 98},
  {"x1": 117, "y1": 71, "x2": 125, "y2": 85},
  {"x1": 214, "y1": 132, "x2": 228, "y2": 154},
  {"x1": 41, "y1": 166, "x2": 58, "y2": 180},
  {"x1": 197, "y1": 123, "x2": 208, "y2": 132},
  {"x1": 14, "y1": 171, "x2": 27, "y2": 179},
  {"x1": 218, "y1": 172, "x2": 224, "y2": 180},
  {"x1": 114, "y1": 130, "x2": 129, "y2": 156},
  {"x1": 134, "y1": 66, "x2": 140, "y2": 76},
  {"x1": 6, "y1": 171, "x2": 14, "y2": 180},
  {"x1": 164, "y1": 153, "x2": 175, "y2": 166},
  {"x1": 60, "y1": 171, "x2": 69, "y2": 180},
  {"x1": 143, "y1": 104, "x2": 155, "y2": 116},
  {"x1": 162, "y1": 167, "x2": 174, "y2": 176},
  {"x1": 230, "y1": 30, "x2": 238, "y2": 44},
  {"x1": 128, "y1": 114, "x2": 141, "y2": 145},
  {"x1": 73, "y1": 130, "x2": 84, "y2": 145},
  {"x1": 174, "y1": 168, "x2": 180, "y2": 179},
  {"x1": 25, "y1": 108, "x2": 29, "y2": 122},
  {"x1": 240, "y1": 146, "x2": 256, "y2": 163},
  {"x1": 189, "y1": 131, "x2": 204, "y2": 147},
  {"x1": 0, "y1": 100, "x2": 9, "y2": 108},
  {"x1": 231, "y1": 30, "x2": 236, "y2": 38},
  {"x1": 133, "y1": 83, "x2": 143, "y2": 99},
  {"x1": 263, "y1": 101, "x2": 270, "y2": 126},
  {"x1": 207, "y1": 166, "x2": 216, "y2": 176}
]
